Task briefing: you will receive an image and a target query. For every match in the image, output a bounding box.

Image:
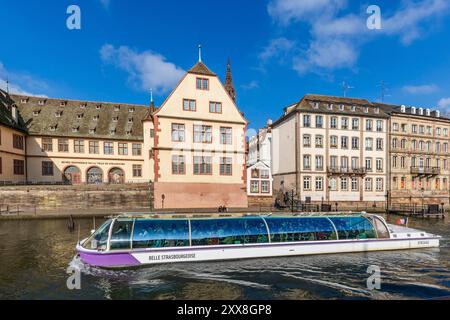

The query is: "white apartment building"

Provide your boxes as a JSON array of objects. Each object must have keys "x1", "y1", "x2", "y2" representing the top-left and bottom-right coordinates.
[
  {"x1": 247, "y1": 126, "x2": 273, "y2": 197},
  {"x1": 271, "y1": 95, "x2": 389, "y2": 205}
]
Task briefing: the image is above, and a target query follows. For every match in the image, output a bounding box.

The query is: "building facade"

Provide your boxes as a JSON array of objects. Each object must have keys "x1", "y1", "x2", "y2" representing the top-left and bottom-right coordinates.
[
  {"x1": 0, "y1": 58, "x2": 248, "y2": 210},
  {"x1": 272, "y1": 95, "x2": 389, "y2": 206},
  {"x1": 247, "y1": 126, "x2": 273, "y2": 198},
  {"x1": 0, "y1": 91, "x2": 27, "y2": 184},
  {"x1": 150, "y1": 61, "x2": 248, "y2": 209},
  {"x1": 378, "y1": 103, "x2": 450, "y2": 206}
]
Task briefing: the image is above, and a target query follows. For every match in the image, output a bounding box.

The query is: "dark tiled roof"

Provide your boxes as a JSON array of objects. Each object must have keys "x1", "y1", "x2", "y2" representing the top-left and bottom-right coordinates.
[
  {"x1": 10, "y1": 94, "x2": 152, "y2": 141},
  {"x1": 0, "y1": 89, "x2": 27, "y2": 132},
  {"x1": 188, "y1": 62, "x2": 216, "y2": 76},
  {"x1": 273, "y1": 94, "x2": 391, "y2": 127},
  {"x1": 373, "y1": 102, "x2": 450, "y2": 121}
]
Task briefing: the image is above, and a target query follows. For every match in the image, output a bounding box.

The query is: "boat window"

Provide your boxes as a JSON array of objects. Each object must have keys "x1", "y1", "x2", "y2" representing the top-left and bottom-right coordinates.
[
  {"x1": 132, "y1": 219, "x2": 189, "y2": 249},
  {"x1": 110, "y1": 219, "x2": 133, "y2": 250},
  {"x1": 82, "y1": 219, "x2": 112, "y2": 251},
  {"x1": 265, "y1": 217, "x2": 337, "y2": 242},
  {"x1": 190, "y1": 218, "x2": 268, "y2": 246},
  {"x1": 328, "y1": 217, "x2": 376, "y2": 240},
  {"x1": 373, "y1": 217, "x2": 390, "y2": 239}
]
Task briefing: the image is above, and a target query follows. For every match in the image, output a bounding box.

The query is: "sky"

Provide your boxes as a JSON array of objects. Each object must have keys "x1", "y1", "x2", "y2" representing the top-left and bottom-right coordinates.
[{"x1": 1, "y1": 0, "x2": 450, "y2": 130}]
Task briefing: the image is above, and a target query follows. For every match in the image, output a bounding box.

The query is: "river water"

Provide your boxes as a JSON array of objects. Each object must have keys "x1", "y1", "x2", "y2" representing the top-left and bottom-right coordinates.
[{"x1": 0, "y1": 214, "x2": 449, "y2": 300}]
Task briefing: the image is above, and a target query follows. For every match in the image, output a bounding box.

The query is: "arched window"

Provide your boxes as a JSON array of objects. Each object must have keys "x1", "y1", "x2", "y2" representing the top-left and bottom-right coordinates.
[
  {"x1": 63, "y1": 166, "x2": 81, "y2": 185},
  {"x1": 87, "y1": 167, "x2": 103, "y2": 184},
  {"x1": 109, "y1": 167, "x2": 125, "y2": 184}
]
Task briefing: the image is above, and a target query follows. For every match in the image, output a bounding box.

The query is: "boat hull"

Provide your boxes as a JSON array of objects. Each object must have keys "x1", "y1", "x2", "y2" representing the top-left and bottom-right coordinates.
[{"x1": 77, "y1": 236, "x2": 440, "y2": 268}]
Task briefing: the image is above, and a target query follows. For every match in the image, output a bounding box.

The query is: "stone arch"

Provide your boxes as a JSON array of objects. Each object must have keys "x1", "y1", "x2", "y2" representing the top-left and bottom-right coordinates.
[
  {"x1": 86, "y1": 166, "x2": 103, "y2": 185},
  {"x1": 63, "y1": 166, "x2": 81, "y2": 185},
  {"x1": 108, "y1": 167, "x2": 125, "y2": 184}
]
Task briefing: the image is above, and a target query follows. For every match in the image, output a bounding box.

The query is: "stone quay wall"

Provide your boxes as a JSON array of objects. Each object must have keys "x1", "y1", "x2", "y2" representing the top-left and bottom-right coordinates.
[{"x1": 0, "y1": 184, "x2": 154, "y2": 213}]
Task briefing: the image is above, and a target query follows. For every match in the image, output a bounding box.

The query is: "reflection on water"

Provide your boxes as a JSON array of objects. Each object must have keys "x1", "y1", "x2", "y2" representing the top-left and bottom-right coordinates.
[{"x1": 0, "y1": 214, "x2": 449, "y2": 300}]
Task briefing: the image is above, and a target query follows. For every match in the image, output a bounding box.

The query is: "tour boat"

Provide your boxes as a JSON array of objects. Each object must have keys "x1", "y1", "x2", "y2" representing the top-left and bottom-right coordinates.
[{"x1": 76, "y1": 213, "x2": 441, "y2": 268}]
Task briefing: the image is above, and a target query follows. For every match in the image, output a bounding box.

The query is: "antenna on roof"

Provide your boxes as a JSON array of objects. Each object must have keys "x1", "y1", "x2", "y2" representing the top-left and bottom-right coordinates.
[
  {"x1": 150, "y1": 88, "x2": 153, "y2": 103},
  {"x1": 5, "y1": 76, "x2": 9, "y2": 94},
  {"x1": 377, "y1": 80, "x2": 391, "y2": 103},
  {"x1": 198, "y1": 44, "x2": 202, "y2": 62},
  {"x1": 342, "y1": 81, "x2": 354, "y2": 98}
]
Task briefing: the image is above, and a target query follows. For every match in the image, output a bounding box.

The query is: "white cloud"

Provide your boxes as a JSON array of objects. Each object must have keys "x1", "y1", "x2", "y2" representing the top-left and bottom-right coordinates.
[
  {"x1": 241, "y1": 80, "x2": 259, "y2": 90},
  {"x1": 438, "y1": 97, "x2": 450, "y2": 109},
  {"x1": 100, "y1": 44, "x2": 185, "y2": 94},
  {"x1": 0, "y1": 62, "x2": 48, "y2": 97},
  {"x1": 403, "y1": 84, "x2": 439, "y2": 94},
  {"x1": 99, "y1": 0, "x2": 110, "y2": 9},
  {"x1": 265, "y1": 0, "x2": 450, "y2": 74},
  {"x1": 383, "y1": 0, "x2": 450, "y2": 45},
  {"x1": 259, "y1": 38, "x2": 295, "y2": 62},
  {"x1": 268, "y1": 0, "x2": 347, "y2": 25}
]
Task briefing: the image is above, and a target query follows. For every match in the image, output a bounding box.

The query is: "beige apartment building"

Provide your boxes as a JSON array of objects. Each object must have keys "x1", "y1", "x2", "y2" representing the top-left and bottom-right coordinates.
[
  {"x1": 377, "y1": 103, "x2": 450, "y2": 206},
  {"x1": 272, "y1": 95, "x2": 389, "y2": 206}
]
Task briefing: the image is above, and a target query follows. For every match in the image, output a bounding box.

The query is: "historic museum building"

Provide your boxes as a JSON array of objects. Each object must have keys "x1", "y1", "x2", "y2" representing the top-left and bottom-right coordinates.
[{"x1": 0, "y1": 58, "x2": 248, "y2": 209}]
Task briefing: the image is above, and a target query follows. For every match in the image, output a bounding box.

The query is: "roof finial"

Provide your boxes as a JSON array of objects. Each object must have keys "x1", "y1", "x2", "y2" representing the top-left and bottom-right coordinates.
[{"x1": 198, "y1": 44, "x2": 202, "y2": 63}]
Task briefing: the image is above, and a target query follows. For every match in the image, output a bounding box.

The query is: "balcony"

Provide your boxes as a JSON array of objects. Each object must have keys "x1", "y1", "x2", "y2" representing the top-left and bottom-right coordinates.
[
  {"x1": 410, "y1": 166, "x2": 440, "y2": 176},
  {"x1": 327, "y1": 167, "x2": 367, "y2": 176}
]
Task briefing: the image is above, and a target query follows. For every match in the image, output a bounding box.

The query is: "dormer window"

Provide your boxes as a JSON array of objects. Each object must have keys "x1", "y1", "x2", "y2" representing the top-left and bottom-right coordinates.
[
  {"x1": 55, "y1": 111, "x2": 63, "y2": 118},
  {"x1": 351, "y1": 105, "x2": 356, "y2": 112},
  {"x1": 96, "y1": 105, "x2": 102, "y2": 110},
  {"x1": 80, "y1": 103, "x2": 87, "y2": 108},
  {"x1": 313, "y1": 102, "x2": 319, "y2": 109},
  {"x1": 426, "y1": 109, "x2": 431, "y2": 116},
  {"x1": 128, "y1": 118, "x2": 133, "y2": 123},
  {"x1": 401, "y1": 105, "x2": 406, "y2": 113},
  {"x1": 196, "y1": 78, "x2": 209, "y2": 90},
  {"x1": 339, "y1": 104, "x2": 344, "y2": 111},
  {"x1": 419, "y1": 108, "x2": 423, "y2": 115},
  {"x1": 49, "y1": 125, "x2": 57, "y2": 131},
  {"x1": 375, "y1": 107, "x2": 380, "y2": 114},
  {"x1": 128, "y1": 108, "x2": 135, "y2": 113},
  {"x1": 364, "y1": 107, "x2": 369, "y2": 113},
  {"x1": 113, "y1": 116, "x2": 119, "y2": 122},
  {"x1": 411, "y1": 107, "x2": 416, "y2": 114},
  {"x1": 114, "y1": 106, "x2": 120, "y2": 112},
  {"x1": 77, "y1": 113, "x2": 84, "y2": 119},
  {"x1": 21, "y1": 98, "x2": 28, "y2": 104},
  {"x1": 89, "y1": 128, "x2": 96, "y2": 134},
  {"x1": 328, "y1": 104, "x2": 333, "y2": 110},
  {"x1": 436, "y1": 110, "x2": 441, "y2": 118},
  {"x1": 33, "y1": 110, "x2": 41, "y2": 116},
  {"x1": 60, "y1": 101, "x2": 67, "y2": 107},
  {"x1": 38, "y1": 100, "x2": 46, "y2": 106},
  {"x1": 110, "y1": 129, "x2": 116, "y2": 135},
  {"x1": 93, "y1": 115, "x2": 100, "y2": 121},
  {"x1": 72, "y1": 126, "x2": 80, "y2": 133},
  {"x1": 126, "y1": 130, "x2": 132, "y2": 135}
]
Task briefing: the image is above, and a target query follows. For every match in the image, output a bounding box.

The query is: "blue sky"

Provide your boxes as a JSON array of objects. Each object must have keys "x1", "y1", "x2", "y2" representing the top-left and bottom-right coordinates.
[{"x1": 1, "y1": 0, "x2": 450, "y2": 130}]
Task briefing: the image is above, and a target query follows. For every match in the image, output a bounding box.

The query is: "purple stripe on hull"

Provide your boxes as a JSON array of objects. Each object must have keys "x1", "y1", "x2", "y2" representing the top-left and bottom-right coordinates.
[{"x1": 79, "y1": 251, "x2": 140, "y2": 267}]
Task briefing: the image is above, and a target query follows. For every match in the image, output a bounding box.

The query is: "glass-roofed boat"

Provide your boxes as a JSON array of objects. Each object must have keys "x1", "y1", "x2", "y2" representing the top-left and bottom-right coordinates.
[{"x1": 76, "y1": 213, "x2": 441, "y2": 268}]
